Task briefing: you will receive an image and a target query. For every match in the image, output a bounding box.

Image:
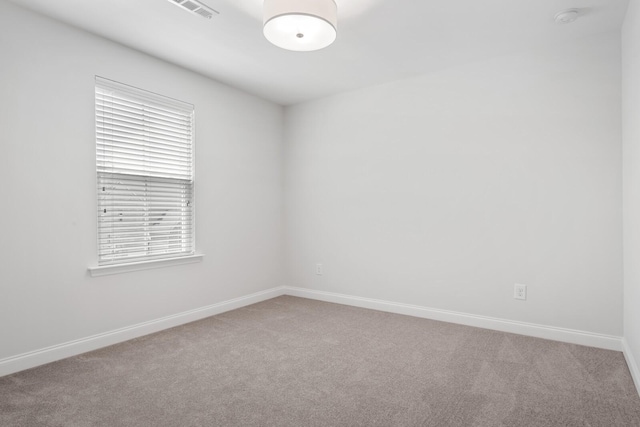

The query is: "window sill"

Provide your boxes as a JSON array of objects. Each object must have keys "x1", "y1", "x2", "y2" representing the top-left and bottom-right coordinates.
[{"x1": 88, "y1": 254, "x2": 204, "y2": 277}]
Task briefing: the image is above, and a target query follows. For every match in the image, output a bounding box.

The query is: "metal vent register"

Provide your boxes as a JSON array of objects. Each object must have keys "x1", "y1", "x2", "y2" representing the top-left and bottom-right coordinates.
[{"x1": 169, "y1": 0, "x2": 219, "y2": 19}]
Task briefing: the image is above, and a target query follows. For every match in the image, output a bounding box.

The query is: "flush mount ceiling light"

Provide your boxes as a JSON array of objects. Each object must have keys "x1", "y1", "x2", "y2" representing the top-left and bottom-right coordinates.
[
  {"x1": 554, "y1": 8, "x2": 580, "y2": 24},
  {"x1": 263, "y1": 0, "x2": 337, "y2": 52}
]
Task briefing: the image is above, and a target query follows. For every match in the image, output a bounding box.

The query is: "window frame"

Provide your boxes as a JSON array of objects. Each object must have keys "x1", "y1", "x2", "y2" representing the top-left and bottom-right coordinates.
[{"x1": 89, "y1": 77, "x2": 201, "y2": 276}]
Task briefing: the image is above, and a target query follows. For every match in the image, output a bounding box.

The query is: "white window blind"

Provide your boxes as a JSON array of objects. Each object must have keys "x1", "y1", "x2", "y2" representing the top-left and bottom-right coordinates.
[{"x1": 95, "y1": 77, "x2": 195, "y2": 266}]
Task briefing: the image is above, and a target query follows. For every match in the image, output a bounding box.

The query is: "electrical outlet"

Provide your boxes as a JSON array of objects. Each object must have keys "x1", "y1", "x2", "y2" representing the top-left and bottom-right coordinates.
[
  {"x1": 316, "y1": 263, "x2": 323, "y2": 275},
  {"x1": 514, "y1": 284, "x2": 527, "y2": 300}
]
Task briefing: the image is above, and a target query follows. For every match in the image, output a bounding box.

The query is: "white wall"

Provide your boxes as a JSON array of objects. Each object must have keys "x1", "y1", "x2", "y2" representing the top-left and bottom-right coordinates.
[
  {"x1": 284, "y1": 32, "x2": 623, "y2": 336},
  {"x1": 623, "y1": 0, "x2": 640, "y2": 386},
  {"x1": 0, "y1": 1, "x2": 284, "y2": 361},
  {"x1": 0, "y1": 0, "x2": 628, "y2": 375}
]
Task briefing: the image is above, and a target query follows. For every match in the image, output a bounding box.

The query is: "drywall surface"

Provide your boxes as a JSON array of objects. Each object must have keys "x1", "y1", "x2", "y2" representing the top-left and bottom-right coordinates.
[
  {"x1": 284, "y1": 32, "x2": 623, "y2": 336},
  {"x1": 623, "y1": 0, "x2": 640, "y2": 383},
  {"x1": 0, "y1": 1, "x2": 284, "y2": 360}
]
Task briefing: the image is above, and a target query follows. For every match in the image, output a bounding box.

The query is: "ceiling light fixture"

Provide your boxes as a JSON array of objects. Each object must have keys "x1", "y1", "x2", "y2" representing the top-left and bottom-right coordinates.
[
  {"x1": 554, "y1": 8, "x2": 579, "y2": 24},
  {"x1": 263, "y1": 0, "x2": 337, "y2": 52}
]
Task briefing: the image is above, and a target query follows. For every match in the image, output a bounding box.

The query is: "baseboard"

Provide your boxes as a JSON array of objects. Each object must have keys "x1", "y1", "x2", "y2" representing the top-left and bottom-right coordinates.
[
  {"x1": 0, "y1": 286, "x2": 286, "y2": 377},
  {"x1": 284, "y1": 287, "x2": 623, "y2": 351},
  {"x1": 623, "y1": 338, "x2": 640, "y2": 397},
  {"x1": 1, "y1": 285, "x2": 627, "y2": 379}
]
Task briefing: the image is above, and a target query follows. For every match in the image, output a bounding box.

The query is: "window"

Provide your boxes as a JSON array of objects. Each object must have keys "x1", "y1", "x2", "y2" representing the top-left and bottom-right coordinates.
[{"x1": 95, "y1": 77, "x2": 195, "y2": 267}]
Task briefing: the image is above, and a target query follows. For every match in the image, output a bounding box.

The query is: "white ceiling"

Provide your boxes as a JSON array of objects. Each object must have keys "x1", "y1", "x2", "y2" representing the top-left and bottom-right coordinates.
[{"x1": 8, "y1": 0, "x2": 630, "y2": 105}]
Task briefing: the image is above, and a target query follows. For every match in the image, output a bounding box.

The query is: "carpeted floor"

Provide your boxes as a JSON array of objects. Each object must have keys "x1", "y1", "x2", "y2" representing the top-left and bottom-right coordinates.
[{"x1": 1, "y1": 296, "x2": 639, "y2": 426}]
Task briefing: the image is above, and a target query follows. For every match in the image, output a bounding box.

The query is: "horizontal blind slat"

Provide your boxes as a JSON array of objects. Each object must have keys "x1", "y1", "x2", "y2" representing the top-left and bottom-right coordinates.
[
  {"x1": 99, "y1": 236, "x2": 194, "y2": 246},
  {"x1": 96, "y1": 104, "x2": 191, "y2": 128},
  {"x1": 96, "y1": 127, "x2": 191, "y2": 151},
  {"x1": 98, "y1": 169, "x2": 190, "y2": 181},
  {"x1": 97, "y1": 140, "x2": 191, "y2": 160},
  {"x1": 97, "y1": 156, "x2": 191, "y2": 174},
  {"x1": 97, "y1": 152, "x2": 191, "y2": 169},
  {"x1": 98, "y1": 186, "x2": 191, "y2": 195},
  {"x1": 98, "y1": 215, "x2": 193, "y2": 221},
  {"x1": 98, "y1": 241, "x2": 192, "y2": 251},
  {"x1": 96, "y1": 85, "x2": 193, "y2": 115},
  {"x1": 98, "y1": 199, "x2": 192, "y2": 206},
  {"x1": 96, "y1": 102, "x2": 191, "y2": 129},
  {"x1": 99, "y1": 230, "x2": 192, "y2": 236},
  {"x1": 96, "y1": 112, "x2": 192, "y2": 139},
  {"x1": 98, "y1": 180, "x2": 192, "y2": 189},
  {"x1": 96, "y1": 141, "x2": 191, "y2": 162},
  {"x1": 96, "y1": 92, "x2": 193, "y2": 121}
]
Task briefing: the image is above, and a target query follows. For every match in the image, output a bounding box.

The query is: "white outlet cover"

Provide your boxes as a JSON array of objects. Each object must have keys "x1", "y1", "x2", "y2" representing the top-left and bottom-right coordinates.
[{"x1": 514, "y1": 284, "x2": 527, "y2": 300}]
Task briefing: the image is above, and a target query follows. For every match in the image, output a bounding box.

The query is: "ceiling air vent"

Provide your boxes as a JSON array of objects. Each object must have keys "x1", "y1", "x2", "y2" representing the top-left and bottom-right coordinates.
[{"x1": 169, "y1": 0, "x2": 219, "y2": 19}]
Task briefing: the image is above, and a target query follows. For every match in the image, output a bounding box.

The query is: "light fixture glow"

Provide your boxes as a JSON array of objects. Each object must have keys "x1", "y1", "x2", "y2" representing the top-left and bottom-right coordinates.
[{"x1": 263, "y1": 0, "x2": 337, "y2": 52}]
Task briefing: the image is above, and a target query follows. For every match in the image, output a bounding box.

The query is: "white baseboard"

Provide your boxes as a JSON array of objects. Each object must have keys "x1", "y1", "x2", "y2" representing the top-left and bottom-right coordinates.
[
  {"x1": 1, "y1": 285, "x2": 628, "y2": 380},
  {"x1": 284, "y1": 287, "x2": 623, "y2": 351},
  {"x1": 0, "y1": 286, "x2": 286, "y2": 377},
  {"x1": 623, "y1": 338, "x2": 640, "y2": 397}
]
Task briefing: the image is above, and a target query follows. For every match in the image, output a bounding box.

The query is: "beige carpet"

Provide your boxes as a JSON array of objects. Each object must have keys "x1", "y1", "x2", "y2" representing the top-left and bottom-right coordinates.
[{"x1": 1, "y1": 296, "x2": 639, "y2": 426}]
